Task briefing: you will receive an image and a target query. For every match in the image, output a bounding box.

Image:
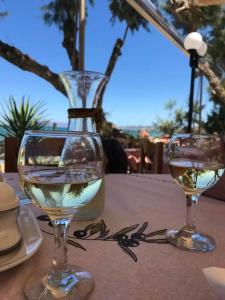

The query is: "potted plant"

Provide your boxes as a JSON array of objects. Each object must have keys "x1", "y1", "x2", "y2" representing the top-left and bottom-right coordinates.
[{"x1": 0, "y1": 96, "x2": 48, "y2": 172}]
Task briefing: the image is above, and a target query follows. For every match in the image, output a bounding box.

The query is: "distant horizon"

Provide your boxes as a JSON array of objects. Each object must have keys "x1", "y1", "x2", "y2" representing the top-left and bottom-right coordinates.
[{"x1": 47, "y1": 121, "x2": 155, "y2": 129}]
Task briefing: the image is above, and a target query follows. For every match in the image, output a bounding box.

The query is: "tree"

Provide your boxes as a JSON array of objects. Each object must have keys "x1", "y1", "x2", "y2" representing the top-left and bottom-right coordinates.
[
  {"x1": 161, "y1": 3, "x2": 225, "y2": 103},
  {"x1": 0, "y1": 1, "x2": 149, "y2": 124},
  {"x1": 153, "y1": 99, "x2": 203, "y2": 135},
  {"x1": 153, "y1": 99, "x2": 185, "y2": 135},
  {"x1": 204, "y1": 100, "x2": 225, "y2": 133}
]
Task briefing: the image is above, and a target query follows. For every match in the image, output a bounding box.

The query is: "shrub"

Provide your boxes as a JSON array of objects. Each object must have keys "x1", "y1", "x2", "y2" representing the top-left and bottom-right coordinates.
[{"x1": 0, "y1": 96, "x2": 48, "y2": 142}]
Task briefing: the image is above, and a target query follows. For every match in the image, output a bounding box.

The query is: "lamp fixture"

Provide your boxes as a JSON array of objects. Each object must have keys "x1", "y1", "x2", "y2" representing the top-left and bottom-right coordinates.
[
  {"x1": 184, "y1": 32, "x2": 203, "y2": 51},
  {"x1": 184, "y1": 32, "x2": 207, "y2": 132},
  {"x1": 197, "y1": 41, "x2": 208, "y2": 57}
]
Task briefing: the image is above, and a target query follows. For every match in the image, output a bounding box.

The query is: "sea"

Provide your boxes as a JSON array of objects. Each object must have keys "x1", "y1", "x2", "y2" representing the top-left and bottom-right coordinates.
[
  {"x1": 120, "y1": 128, "x2": 161, "y2": 138},
  {"x1": 0, "y1": 125, "x2": 68, "y2": 141},
  {"x1": 0, "y1": 125, "x2": 161, "y2": 140}
]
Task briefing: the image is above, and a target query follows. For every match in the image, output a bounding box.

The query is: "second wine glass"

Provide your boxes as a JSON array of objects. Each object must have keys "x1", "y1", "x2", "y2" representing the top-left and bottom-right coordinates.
[{"x1": 167, "y1": 133, "x2": 225, "y2": 252}]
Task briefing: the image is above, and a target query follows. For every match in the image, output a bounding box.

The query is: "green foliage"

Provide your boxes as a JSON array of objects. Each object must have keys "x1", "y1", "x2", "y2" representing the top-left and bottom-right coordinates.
[
  {"x1": 108, "y1": 0, "x2": 149, "y2": 33},
  {"x1": 0, "y1": 11, "x2": 7, "y2": 18},
  {"x1": 207, "y1": 10, "x2": 225, "y2": 78},
  {"x1": 161, "y1": 3, "x2": 224, "y2": 80},
  {"x1": 205, "y1": 100, "x2": 225, "y2": 134},
  {"x1": 164, "y1": 99, "x2": 177, "y2": 111},
  {"x1": 0, "y1": 96, "x2": 49, "y2": 142},
  {"x1": 162, "y1": 4, "x2": 221, "y2": 34},
  {"x1": 42, "y1": 0, "x2": 93, "y2": 30},
  {"x1": 0, "y1": 0, "x2": 7, "y2": 18},
  {"x1": 153, "y1": 100, "x2": 185, "y2": 135},
  {"x1": 153, "y1": 99, "x2": 204, "y2": 135},
  {"x1": 42, "y1": 0, "x2": 149, "y2": 33}
]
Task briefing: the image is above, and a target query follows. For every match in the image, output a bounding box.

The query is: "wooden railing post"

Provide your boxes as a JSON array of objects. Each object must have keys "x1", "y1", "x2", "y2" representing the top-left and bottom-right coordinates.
[
  {"x1": 5, "y1": 137, "x2": 20, "y2": 172},
  {"x1": 153, "y1": 142, "x2": 164, "y2": 174},
  {"x1": 140, "y1": 142, "x2": 145, "y2": 173}
]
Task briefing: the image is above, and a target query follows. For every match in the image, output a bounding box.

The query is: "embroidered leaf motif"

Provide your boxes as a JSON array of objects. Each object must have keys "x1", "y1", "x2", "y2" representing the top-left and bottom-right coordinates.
[
  {"x1": 90, "y1": 222, "x2": 102, "y2": 235},
  {"x1": 98, "y1": 220, "x2": 110, "y2": 238},
  {"x1": 105, "y1": 224, "x2": 139, "y2": 240},
  {"x1": 37, "y1": 215, "x2": 50, "y2": 221},
  {"x1": 144, "y1": 239, "x2": 168, "y2": 244},
  {"x1": 68, "y1": 239, "x2": 87, "y2": 251},
  {"x1": 137, "y1": 222, "x2": 148, "y2": 233},
  {"x1": 145, "y1": 229, "x2": 167, "y2": 237},
  {"x1": 120, "y1": 245, "x2": 137, "y2": 262},
  {"x1": 37, "y1": 216, "x2": 168, "y2": 262}
]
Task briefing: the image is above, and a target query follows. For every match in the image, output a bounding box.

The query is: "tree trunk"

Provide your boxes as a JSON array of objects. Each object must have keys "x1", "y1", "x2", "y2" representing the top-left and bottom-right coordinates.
[
  {"x1": 94, "y1": 37, "x2": 125, "y2": 131},
  {"x1": 0, "y1": 40, "x2": 66, "y2": 96},
  {"x1": 94, "y1": 38, "x2": 125, "y2": 132},
  {"x1": 62, "y1": 19, "x2": 79, "y2": 70},
  {"x1": 98, "y1": 26, "x2": 130, "y2": 110},
  {"x1": 199, "y1": 61, "x2": 225, "y2": 104},
  {"x1": 97, "y1": 38, "x2": 124, "y2": 109},
  {"x1": 62, "y1": 3, "x2": 79, "y2": 70}
]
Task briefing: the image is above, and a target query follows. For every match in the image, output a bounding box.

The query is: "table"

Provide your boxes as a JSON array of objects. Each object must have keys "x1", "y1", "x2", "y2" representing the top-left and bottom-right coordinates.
[{"x1": 1, "y1": 173, "x2": 225, "y2": 300}]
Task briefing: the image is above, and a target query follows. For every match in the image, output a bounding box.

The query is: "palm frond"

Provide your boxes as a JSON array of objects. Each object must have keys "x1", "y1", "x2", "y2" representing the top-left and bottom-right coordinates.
[{"x1": 0, "y1": 96, "x2": 49, "y2": 141}]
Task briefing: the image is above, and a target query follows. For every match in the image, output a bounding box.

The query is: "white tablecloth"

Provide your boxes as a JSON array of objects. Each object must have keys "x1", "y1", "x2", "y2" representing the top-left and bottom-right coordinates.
[{"x1": 1, "y1": 173, "x2": 225, "y2": 300}]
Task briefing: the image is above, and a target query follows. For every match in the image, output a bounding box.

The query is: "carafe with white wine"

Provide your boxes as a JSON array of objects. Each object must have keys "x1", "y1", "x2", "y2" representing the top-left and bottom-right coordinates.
[
  {"x1": 167, "y1": 133, "x2": 225, "y2": 252},
  {"x1": 60, "y1": 71, "x2": 107, "y2": 221}
]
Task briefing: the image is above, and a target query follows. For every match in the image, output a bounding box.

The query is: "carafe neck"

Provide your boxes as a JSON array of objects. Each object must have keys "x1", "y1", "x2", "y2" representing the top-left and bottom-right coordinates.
[
  {"x1": 68, "y1": 117, "x2": 95, "y2": 132},
  {"x1": 68, "y1": 108, "x2": 102, "y2": 132}
]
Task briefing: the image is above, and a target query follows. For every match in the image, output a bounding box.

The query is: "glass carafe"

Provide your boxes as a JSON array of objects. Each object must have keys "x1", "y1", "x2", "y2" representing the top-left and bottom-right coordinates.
[{"x1": 60, "y1": 71, "x2": 107, "y2": 220}]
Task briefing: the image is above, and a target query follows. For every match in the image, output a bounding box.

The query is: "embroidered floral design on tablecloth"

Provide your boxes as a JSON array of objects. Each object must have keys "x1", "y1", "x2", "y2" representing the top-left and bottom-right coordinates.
[{"x1": 37, "y1": 215, "x2": 168, "y2": 262}]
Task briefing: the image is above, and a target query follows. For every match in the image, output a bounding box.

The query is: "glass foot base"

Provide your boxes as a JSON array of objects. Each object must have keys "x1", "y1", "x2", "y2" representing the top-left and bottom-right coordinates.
[
  {"x1": 167, "y1": 229, "x2": 216, "y2": 252},
  {"x1": 23, "y1": 265, "x2": 94, "y2": 300}
]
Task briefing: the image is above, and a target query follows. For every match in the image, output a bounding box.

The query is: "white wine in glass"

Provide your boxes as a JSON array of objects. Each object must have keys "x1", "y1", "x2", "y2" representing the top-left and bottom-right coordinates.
[
  {"x1": 18, "y1": 131, "x2": 104, "y2": 299},
  {"x1": 167, "y1": 134, "x2": 225, "y2": 252},
  {"x1": 21, "y1": 169, "x2": 102, "y2": 220}
]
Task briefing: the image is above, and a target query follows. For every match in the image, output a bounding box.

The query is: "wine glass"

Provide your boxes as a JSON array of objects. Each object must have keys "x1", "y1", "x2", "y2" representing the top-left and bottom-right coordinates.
[
  {"x1": 167, "y1": 133, "x2": 225, "y2": 252},
  {"x1": 17, "y1": 130, "x2": 104, "y2": 299}
]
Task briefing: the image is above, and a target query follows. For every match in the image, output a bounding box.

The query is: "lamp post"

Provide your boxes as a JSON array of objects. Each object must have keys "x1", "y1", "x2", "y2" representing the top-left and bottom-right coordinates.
[{"x1": 184, "y1": 32, "x2": 207, "y2": 133}]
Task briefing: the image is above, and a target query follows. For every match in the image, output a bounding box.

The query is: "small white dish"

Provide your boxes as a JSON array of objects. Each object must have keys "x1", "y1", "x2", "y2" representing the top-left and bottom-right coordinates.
[{"x1": 0, "y1": 205, "x2": 43, "y2": 272}]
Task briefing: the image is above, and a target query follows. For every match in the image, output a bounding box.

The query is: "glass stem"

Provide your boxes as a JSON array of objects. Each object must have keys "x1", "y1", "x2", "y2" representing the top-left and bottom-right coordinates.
[
  {"x1": 184, "y1": 194, "x2": 199, "y2": 232},
  {"x1": 51, "y1": 218, "x2": 71, "y2": 273}
]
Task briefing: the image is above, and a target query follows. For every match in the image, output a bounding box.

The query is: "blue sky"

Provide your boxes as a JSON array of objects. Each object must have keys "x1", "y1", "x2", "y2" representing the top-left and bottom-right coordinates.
[{"x1": 0, "y1": 0, "x2": 210, "y2": 127}]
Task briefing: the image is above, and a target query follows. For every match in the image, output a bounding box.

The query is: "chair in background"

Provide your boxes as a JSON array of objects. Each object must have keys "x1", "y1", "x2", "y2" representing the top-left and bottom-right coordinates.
[
  {"x1": 203, "y1": 172, "x2": 225, "y2": 201},
  {"x1": 140, "y1": 139, "x2": 164, "y2": 174},
  {"x1": 125, "y1": 148, "x2": 141, "y2": 173}
]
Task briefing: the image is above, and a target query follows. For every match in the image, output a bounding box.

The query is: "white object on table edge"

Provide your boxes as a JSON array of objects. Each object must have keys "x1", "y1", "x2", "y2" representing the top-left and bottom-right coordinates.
[
  {"x1": 203, "y1": 267, "x2": 225, "y2": 300},
  {"x1": 0, "y1": 205, "x2": 43, "y2": 272}
]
